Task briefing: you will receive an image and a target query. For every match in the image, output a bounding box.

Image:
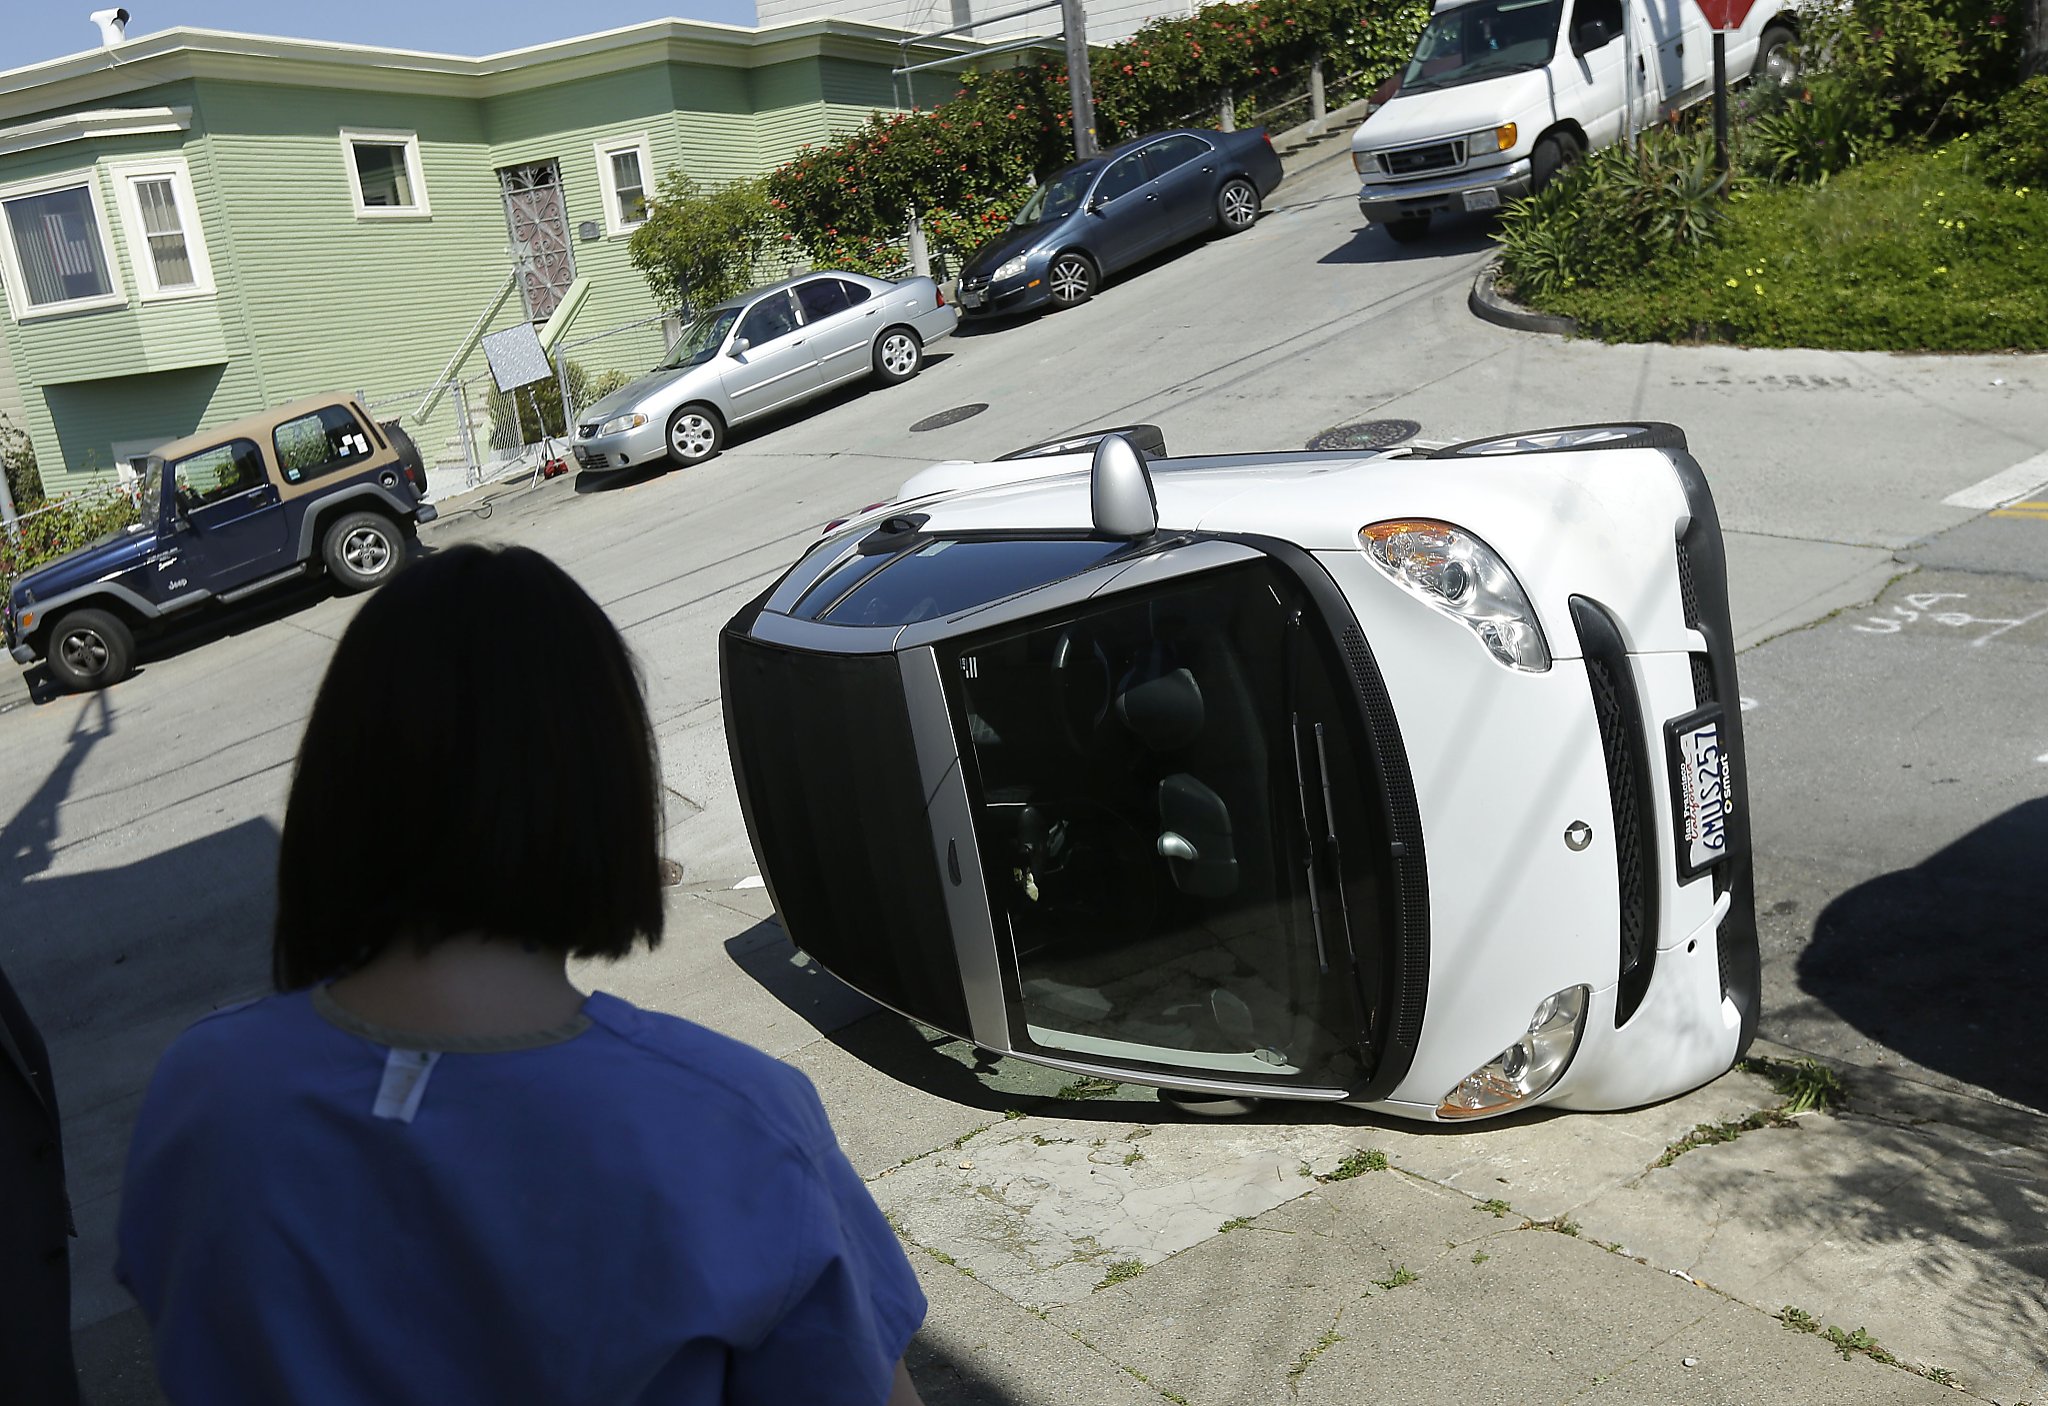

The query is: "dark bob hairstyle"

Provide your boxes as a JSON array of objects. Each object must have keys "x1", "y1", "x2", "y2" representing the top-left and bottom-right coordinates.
[{"x1": 274, "y1": 543, "x2": 664, "y2": 990}]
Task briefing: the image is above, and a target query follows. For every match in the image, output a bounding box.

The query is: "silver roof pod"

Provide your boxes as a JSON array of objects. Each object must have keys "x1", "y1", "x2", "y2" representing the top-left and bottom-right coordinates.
[{"x1": 1090, "y1": 432, "x2": 1157, "y2": 539}]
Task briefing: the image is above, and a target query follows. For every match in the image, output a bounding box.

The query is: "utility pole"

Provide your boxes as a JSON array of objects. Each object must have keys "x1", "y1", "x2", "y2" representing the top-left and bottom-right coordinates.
[{"x1": 1062, "y1": 0, "x2": 1098, "y2": 159}]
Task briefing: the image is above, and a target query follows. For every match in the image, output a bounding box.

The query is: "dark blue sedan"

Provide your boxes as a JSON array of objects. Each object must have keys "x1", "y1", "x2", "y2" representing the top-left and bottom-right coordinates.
[{"x1": 955, "y1": 128, "x2": 1284, "y2": 317}]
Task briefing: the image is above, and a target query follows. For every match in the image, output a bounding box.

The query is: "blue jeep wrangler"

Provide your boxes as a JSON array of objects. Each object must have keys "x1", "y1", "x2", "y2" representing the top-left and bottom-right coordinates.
[{"x1": 5, "y1": 394, "x2": 436, "y2": 692}]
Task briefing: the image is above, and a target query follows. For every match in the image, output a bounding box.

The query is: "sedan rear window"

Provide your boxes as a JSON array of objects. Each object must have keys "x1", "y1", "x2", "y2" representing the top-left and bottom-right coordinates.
[{"x1": 797, "y1": 538, "x2": 1129, "y2": 627}]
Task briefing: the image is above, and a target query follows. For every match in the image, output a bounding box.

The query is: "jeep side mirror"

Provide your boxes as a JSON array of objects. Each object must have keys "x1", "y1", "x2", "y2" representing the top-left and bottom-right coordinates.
[
  {"x1": 729, "y1": 337, "x2": 751, "y2": 357},
  {"x1": 1574, "y1": 19, "x2": 1615, "y2": 52}
]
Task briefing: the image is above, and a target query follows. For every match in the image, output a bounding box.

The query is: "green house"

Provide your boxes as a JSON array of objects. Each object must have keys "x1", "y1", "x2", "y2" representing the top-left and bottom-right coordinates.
[{"x1": 0, "y1": 19, "x2": 980, "y2": 496}]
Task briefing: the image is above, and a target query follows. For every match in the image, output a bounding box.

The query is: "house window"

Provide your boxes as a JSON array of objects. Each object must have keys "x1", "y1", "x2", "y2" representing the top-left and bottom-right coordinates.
[
  {"x1": 0, "y1": 177, "x2": 122, "y2": 316},
  {"x1": 109, "y1": 159, "x2": 215, "y2": 300},
  {"x1": 341, "y1": 130, "x2": 430, "y2": 218},
  {"x1": 594, "y1": 135, "x2": 653, "y2": 236}
]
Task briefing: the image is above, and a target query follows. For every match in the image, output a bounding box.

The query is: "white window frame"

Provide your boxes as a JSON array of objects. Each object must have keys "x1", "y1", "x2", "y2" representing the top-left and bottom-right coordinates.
[
  {"x1": 0, "y1": 168, "x2": 126, "y2": 322},
  {"x1": 340, "y1": 128, "x2": 431, "y2": 220},
  {"x1": 106, "y1": 157, "x2": 215, "y2": 302},
  {"x1": 593, "y1": 134, "x2": 653, "y2": 238}
]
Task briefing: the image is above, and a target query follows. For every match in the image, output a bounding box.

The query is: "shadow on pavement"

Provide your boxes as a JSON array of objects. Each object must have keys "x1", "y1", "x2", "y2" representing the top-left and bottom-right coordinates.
[
  {"x1": 1318, "y1": 215, "x2": 1497, "y2": 264},
  {"x1": 1797, "y1": 796, "x2": 2048, "y2": 1114}
]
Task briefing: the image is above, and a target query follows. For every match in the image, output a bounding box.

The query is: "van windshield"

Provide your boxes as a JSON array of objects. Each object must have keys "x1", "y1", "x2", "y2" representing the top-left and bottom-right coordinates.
[{"x1": 1400, "y1": 0, "x2": 1562, "y2": 93}]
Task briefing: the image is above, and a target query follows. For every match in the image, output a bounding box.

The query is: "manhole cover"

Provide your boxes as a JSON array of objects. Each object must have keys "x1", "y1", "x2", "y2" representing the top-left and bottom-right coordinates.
[
  {"x1": 1307, "y1": 419, "x2": 1422, "y2": 451},
  {"x1": 658, "y1": 857, "x2": 686, "y2": 888},
  {"x1": 910, "y1": 403, "x2": 989, "y2": 432}
]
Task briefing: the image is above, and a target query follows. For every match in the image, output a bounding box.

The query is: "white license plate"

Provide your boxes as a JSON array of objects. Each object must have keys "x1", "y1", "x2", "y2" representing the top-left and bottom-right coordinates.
[
  {"x1": 1667, "y1": 709, "x2": 1733, "y2": 878},
  {"x1": 1463, "y1": 187, "x2": 1502, "y2": 212},
  {"x1": 959, "y1": 287, "x2": 985, "y2": 307}
]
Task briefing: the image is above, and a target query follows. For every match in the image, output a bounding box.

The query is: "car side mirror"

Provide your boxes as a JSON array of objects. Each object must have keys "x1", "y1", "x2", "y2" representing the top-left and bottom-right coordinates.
[
  {"x1": 1086, "y1": 197, "x2": 1104, "y2": 215},
  {"x1": 1574, "y1": 19, "x2": 1615, "y2": 52},
  {"x1": 729, "y1": 337, "x2": 751, "y2": 357}
]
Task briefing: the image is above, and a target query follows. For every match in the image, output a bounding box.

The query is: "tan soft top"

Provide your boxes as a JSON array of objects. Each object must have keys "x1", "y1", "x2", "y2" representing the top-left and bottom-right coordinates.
[{"x1": 148, "y1": 394, "x2": 366, "y2": 464}]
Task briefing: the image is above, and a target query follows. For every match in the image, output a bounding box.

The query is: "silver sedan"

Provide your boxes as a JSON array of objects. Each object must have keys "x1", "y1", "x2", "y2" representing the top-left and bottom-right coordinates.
[{"x1": 572, "y1": 272, "x2": 957, "y2": 472}]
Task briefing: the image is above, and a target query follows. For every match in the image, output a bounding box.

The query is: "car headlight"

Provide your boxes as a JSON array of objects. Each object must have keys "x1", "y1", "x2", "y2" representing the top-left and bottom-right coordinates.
[
  {"x1": 598, "y1": 413, "x2": 648, "y2": 436},
  {"x1": 993, "y1": 254, "x2": 1029, "y2": 281},
  {"x1": 1360, "y1": 519, "x2": 1551, "y2": 671},
  {"x1": 1467, "y1": 123, "x2": 1518, "y2": 154},
  {"x1": 1352, "y1": 149, "x2": 1374, "y2": 176},
  {"x1": 1438, "y1": 985, "x2": 1589, "y2": 1119}
]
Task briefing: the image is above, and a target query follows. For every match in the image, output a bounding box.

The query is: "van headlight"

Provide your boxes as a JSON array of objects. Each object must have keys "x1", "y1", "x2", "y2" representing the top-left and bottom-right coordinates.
[
  {"x1": 1467, "y1": 123, "x2": 1518, "y2": 154},
  {"x1": 1360, "y1": 519, "x2": 1551, "y2": 671},
  {"x1": 1438, "y1": 986, "x2": 1589, "y2": 1119},
  {"x1": 1353, "y1": 149, "x2": 1374, "y2": 176},
  {"x1": 598, "y1": 413, "x2": 648, "y2": 436}
]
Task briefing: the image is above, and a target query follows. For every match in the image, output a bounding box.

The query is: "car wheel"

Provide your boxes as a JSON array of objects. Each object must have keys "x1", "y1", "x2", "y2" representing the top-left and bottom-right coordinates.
[
  {"x1": 1382, "y1": 214, "x2": 1431, "y2": 244},
  {"x1": 322, "y1": 511, "x2": 404, "y2": 592},
  {"x1": 1046, "y1": 253, "x2": 1097, "y2": 309},
  {"x1": 665, "y1": 404, "x2": 725, "y2": 467},
  {"x1": 872, "y1": 327, "x2": 924, "y2": 385},
  {"x1": 1531, "y1": 133, "x2": 1581, "y2": 194},
  {"x1": 1437, "y1": 423, "x2": 1689, "y2": 456},
  {"x1": 45, "y1": 607, "x2": 134, "y2": 692},
  {"x1": 1753, "y1": 24, "x2": 1798, "y2": 87},
  {"x1": 1216, "y1": 178, "x2": 1260, "y2": 234}
]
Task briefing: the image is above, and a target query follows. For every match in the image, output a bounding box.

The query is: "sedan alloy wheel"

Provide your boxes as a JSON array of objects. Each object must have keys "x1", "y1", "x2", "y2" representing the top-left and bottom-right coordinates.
[{"x1": 1047, "y1": 254, "x2": 1096, "y2": 309}]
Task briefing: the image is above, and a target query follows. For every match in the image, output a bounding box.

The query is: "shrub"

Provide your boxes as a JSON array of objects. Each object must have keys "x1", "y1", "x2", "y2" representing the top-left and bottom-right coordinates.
[
  {"x1": 1496, "y1": 130, "x2": 1729, "y2": 300},
  {"x1": 488, "y1": 357, "x2": 596, "y2": 446},
  {"x1": 2, "y1": 415, "x2": 43, "y2": 512},
  {"x1": 1742, "y1": 74, "x2": 1871, "y2": 183},
  {"x1": 1790, "y1": 0, "x2": 2021, "y2": 149},
  {"x1": 1, "y1": 489, "x2": 140, "y2": 588},
  {"x1": 1982, "y1": 76, "x2": 2048, "y2": 186},
  {"x1": 629, "y1": 174, "x2": 782, "y2": 314}
]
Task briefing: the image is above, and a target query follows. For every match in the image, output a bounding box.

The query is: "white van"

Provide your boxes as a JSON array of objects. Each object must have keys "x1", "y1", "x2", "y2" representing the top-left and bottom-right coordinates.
[{"x1": 1351, "y1": 0, "x2": 1797, "y2": 241}]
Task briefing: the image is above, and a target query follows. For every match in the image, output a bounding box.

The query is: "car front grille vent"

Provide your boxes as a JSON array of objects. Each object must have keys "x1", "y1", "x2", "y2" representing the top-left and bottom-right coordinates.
[
  {"x1": 577, "y1": 423, "x2": 600, "y2": 439},
  {"x1": 1676, "y1": 542, "x2": 1701, "y2": 629},
  {"x1": 1690, "y1": 653, "x2": 1716, "y2": 706},
  {"x1": 1339, "y1": 624, "x2": 1429, "y2": 1051},
  {"x1": 1570, "y1": 599, "x2": 1657, "y2": 1027},
  {"x1": 1377, "y1": 140, "x2": 1464, "y2": 178}
]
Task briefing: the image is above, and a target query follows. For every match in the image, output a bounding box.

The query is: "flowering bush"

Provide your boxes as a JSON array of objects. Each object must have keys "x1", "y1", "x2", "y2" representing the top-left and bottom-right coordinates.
[
  {"x1": 764, "y1": 0, "x2": 1427, "y2": 270},
  {"x1": 1, "y1": 489, "x2": 140, "y2": 589},
  {"x1": 1982, "y1": 77, "x2": 2048, "y2": 187}
]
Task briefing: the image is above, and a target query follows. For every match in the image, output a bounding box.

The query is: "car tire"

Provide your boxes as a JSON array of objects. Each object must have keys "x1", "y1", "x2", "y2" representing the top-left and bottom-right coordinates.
[
  {"x1": 1382, "y1": 214, "x2": 1431, "y2": 244},
  {"x1": 322, "y1": 511, "x2": 405, "y2": 593},
  {"x1": 1436, "y1": 422, "x2": 1690, "y2": 457},
  {"x1": 665, "y1": 404, "x2": 725, "y2": 467},
  {"x1": 1753, "y1": 24, "x2": 1798, "y2": 87},
  {"x1": 1216, "y1": 178, "x2": 1260, "y2": 234},
  {"x1": 1531, "y1": 133, "x2": 1581, "y2": 194},
  {"x1": 45, "y1": 607, "x2": 134, "y2": 692},
  {"x1": 1046, "y1": 252, "x2": 1097, "y2": 309},
  {"x1": 871, "y1": 327, "x2": 923, "y2": 385}
]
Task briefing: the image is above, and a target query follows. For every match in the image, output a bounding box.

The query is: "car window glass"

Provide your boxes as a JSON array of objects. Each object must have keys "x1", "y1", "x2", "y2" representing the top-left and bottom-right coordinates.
[
  {"x1": 1094, "y1": 154, "x2": 1149, "y2": 205},
  {"x1": 1142, "y1": 135, "x2": 1211, "y2": 178},
  {"x1": 273, "y1": 407, "x2": 374, "y2": 485},
  {"x1": 738, "y1": 293, "x2": 799, "y2": 346},
  {"x1": 1570, "y1": 0, "x2": 1620, "y2": 37},
  {"x1": 796, "y1": 278, "x2": 853, "y2": 322},
  {"x1": 801, "y1": 538, "x2": 1130, "y2": 626},
  {"x1": 173, "y1": 439, "x2": 266, "y2": 510},
  {"x1": 836, "y1": 278, "x2": 873, "y2": 307}
]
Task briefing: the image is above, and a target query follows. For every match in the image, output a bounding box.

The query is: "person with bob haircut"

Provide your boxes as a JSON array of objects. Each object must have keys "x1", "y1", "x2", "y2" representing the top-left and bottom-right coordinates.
[{"x1": 116, "y1": 543, "x2": 928, "y2": 1405}]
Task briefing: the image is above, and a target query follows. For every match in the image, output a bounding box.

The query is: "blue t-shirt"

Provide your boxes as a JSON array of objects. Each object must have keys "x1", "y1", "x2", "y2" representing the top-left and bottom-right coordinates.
[{"x1": 116, "y1": 989, "x2": 925, "y2": 1405}]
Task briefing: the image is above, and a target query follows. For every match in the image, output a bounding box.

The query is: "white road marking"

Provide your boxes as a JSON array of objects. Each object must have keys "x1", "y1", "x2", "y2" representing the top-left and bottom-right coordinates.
[
  {"x1": 1943, "y1": 451, "x2": 2048, "y2": 509},
  {"x1": 733, "y1": 874, "x2": 766, "y2": 890}
]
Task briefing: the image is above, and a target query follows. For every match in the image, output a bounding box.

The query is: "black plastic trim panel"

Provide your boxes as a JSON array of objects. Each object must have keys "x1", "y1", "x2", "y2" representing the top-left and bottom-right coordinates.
[{"x1": 1571, "y1": 598, "x2": 1659, "y2": 1027}]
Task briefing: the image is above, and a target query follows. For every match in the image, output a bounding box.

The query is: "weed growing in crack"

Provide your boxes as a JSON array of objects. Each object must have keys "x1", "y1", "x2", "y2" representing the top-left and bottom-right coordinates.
[
  {"x1": 1471, "y1": 1250, "x2": 1490, "y2": 1265},
  {"x1": 1653, "y1": 1108, "x2": 1798, "y2": 1168},
  {"x1": 1738, "y1": 1055, "x2": 1849, "y2": 1113},
  {"x1": 1219, "y1": 1217, "x2": 1253, "y2": 1234},
  {"x1": 1003, "y1": 1108, "x2": 1026, "y2": 1121},
  {"x1": 1779, "y1": 1305, "x2": 1819, "y2": 1334},
  {"x1": 1056, "y1": 1075, "x2": 1121, "y2": 1100},
  {"x1": 1322, "y1": 1148, "x2": 1389, "y2": 1181},
  {"x1": 1371, "y1": 1264, "x2": 1418, "y2": 1290},
  {"x1": 1824, "y1": 1325, "x2": 1900, "y2": 1366},
  {"x1": 1095, "y1": 1259, "x2": 1146, "y2": 1290},
  {"x1": 1286, "y1": 1323, "x2": 1344, "y2": 1384},
  {"x1": 1477, "y1": 1198, "x2": 1514, "y2": 1218},
  {"x1": 1532, "y1": 1215, "x2": 1581, "y2": 1237}
]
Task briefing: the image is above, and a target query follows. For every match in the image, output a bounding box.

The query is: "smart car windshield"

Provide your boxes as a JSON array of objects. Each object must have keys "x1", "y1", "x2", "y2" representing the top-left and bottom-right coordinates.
[
  {"x1": 1400, "y1": 0, "x2": 1561, "y2": 93},
  {"x1": 1010, "y1": 166, "x2": 1099, "y2": 227},
  {"x1": 659, "y1": 308, "x2": 742, "y2": 369}
]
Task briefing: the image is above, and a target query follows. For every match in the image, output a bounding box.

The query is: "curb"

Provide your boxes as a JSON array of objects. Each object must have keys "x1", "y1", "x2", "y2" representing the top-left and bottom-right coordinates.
[{"x1": 1469, "y1": 259, "x2": 1578, "y2": 337}]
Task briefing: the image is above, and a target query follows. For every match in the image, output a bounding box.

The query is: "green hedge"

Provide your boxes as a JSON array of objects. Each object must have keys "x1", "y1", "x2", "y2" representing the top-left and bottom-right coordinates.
[{"x1": 2, "y1": 490, "x2": 141, "y2": 589}]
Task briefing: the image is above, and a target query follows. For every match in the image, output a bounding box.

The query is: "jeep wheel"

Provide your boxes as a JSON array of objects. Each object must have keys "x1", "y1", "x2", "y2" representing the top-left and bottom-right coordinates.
[
  {"x1": 46, "y1": 607, "x2": 134, "y2": 692},
  {"x1": 323, "y1": 511, "x2": 404, "y2": 592}
]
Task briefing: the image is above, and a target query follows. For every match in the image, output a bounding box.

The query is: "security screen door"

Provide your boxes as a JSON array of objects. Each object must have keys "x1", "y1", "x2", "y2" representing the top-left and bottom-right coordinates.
[
  {"x1": 947, "y1": 559, "x2": 1382, "y2": 1093},
  {"x1": 499, "y1": 162, "x2": 575, "y2": 323}
]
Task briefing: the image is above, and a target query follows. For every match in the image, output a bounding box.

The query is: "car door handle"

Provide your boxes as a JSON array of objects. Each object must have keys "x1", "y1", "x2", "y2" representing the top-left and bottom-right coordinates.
[
  {"x1": 1146, "y1": 192, "x2": 1159, "y2": 201},
  {"x1": 864, "y1": 308, "x2": 878, "y2": 316}
]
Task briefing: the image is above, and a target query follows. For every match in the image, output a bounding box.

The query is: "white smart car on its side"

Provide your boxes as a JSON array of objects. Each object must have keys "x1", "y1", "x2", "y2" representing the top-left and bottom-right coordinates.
[{"x1": 721, "y1": 423, "x2": 1756, "y2": 1122}]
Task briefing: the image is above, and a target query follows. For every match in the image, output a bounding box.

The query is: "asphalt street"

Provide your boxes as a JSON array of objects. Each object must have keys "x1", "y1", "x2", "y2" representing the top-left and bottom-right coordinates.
[{"x1": 3, "y1": 135, "x2": 2044, "y2": 1402}]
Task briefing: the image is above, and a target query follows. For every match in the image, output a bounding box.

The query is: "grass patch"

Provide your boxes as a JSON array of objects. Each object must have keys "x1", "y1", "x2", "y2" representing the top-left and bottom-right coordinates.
[
  {"x1": 1219, "y1": 1216, "x2": 1253, "y2": 1234},
  {"x1": 1740, "y1": 1055, "x2": 1850, "y2": 1114},
  {"x1": 1122, "y1": 1148, "x2": 1145, "y2": 1167},
  {"x1": 1371, "y1": 1264, "x2": 1419, "y2": 1290},
  {"x1": 1321, "y1": 1148, "x2": 1389, "y2": 1181},
  {"x1": 1471, "y1": 1250, "x2": 1490, "y2": 1265},
  {"x1": 1094, "y1": 1258, "x2": 1146, "y2": 1290},
  {"x1": 1056, "y1": 1075, "x2": 1121, "y2": 1101},
  {"x1": 1477, "y1": 1198, "x2": 1513, "y2": 1218},
  {"x1": 1517, "y1": 144, "x2": 2048, "y2": 350},
  {"x1": 1531, "y1": 1215, "x2": 1581, "y2": 1238},
  {"x1": 1286, "y1": 1322, "x2": 1344, "y2": 1385}
]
